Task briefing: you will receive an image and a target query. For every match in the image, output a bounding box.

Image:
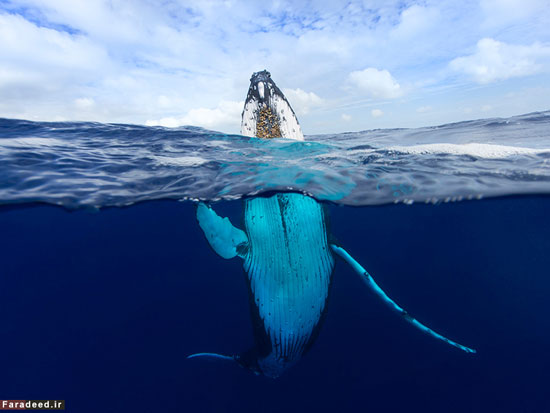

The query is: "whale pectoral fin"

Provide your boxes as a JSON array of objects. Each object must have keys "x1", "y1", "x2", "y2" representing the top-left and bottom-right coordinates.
[
  {"x1": 330, "y1": 244, "x2": 476, "y2": 354},
  {"x1": 196, "y1": 202, "x2": 248, "y2": 259},
  {"x1": 187, "y1": 352, "x2": 236, "y2": 362},
  {"x1": 187, "y1": 350, "x2": 262, "y2": 376}
]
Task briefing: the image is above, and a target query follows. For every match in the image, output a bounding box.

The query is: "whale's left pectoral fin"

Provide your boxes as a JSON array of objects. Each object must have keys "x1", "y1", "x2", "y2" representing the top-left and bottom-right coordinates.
[
  {"x1": 331, "y1": 244, "x2": 476, "y2": 354},
  {"x1": 196, "y1": 202, "x2": 248, "y2": 259}
]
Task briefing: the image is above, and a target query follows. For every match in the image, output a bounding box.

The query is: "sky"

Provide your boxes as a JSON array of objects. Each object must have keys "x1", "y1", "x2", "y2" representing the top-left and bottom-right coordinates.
[{"x1": 0, "y1": 0, "x2": 549, "y2": 134}]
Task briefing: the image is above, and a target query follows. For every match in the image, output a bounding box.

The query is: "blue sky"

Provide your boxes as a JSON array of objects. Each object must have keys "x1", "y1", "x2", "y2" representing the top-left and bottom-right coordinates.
[{"x1": 0, "y1": 0, "x2": 549, "y2": 134}]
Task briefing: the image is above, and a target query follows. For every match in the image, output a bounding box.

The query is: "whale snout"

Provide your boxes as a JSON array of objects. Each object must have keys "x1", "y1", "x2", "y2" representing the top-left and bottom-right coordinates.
[
  {"x1": 241, "y1": 70, "x2": 304, "y2": 140},
  {"x1": 250, "y1": 70, "x2": 271, "y2": 84},
  {"x1": 248, "y1": 70, "x2": 278, "y2": 104}
]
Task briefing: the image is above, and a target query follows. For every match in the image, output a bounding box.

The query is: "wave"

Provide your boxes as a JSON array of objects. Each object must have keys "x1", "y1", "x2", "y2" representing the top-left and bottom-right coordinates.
[
  {"x1": 387, "y1": 143, "x2": 550, "y2": 159},
  {"x1": 1, "y1": 111, "x2": 549, "y2": 208}
]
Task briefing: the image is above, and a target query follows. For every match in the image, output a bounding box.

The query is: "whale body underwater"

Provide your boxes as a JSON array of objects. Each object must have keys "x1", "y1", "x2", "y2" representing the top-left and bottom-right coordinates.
[{"x1": 189, "y1": 70, "x2": 476, "y2": 378}]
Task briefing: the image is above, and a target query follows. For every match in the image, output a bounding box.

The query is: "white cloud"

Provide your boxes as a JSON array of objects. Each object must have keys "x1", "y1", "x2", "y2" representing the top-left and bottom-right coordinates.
[
  {"x1": 146, "y1": 100, "x2": 243, "y2": 130},
  {"x1": 341, "y1": 114, "x2": 352, "y2": 121},
  {"x1": 416, "y1": 106, "x2": 432, "y2": 113},
  {"x1": 157, "y1": 95, "x2": 175, "y2": 109},
  {"x1": 0, "y1": 12, "x2": 111, "y2": 99},
  {"x1": 0, "y1": 13, "x2": 109, "y2": 70},
  {"x1": 74, "y1": 98, "x2": 95, "y2": 109},
  {"x1": 391, "y1": 5, "x2": 440, "y2": 39},
  {"x1": 371, "y1": 109, "x2": 384, "y2": 118},
  {"x1": 480, "y1": 0, "x2": 547, "y2": 28},
  {"x1": 282, "y1": 88, "x2": 323, "y2": 115},
  {"x1": 348, "y1": 68, "x2": 402, "y2": 99},
  {"x1": 450, "y1": 38, "x2": 550, "y2": 83}
]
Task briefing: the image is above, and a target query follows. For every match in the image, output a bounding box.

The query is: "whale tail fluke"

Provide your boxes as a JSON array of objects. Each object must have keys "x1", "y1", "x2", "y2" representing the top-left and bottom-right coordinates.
[{"x1": 331, "y1": 244, "x2": 476, "y2": 354}]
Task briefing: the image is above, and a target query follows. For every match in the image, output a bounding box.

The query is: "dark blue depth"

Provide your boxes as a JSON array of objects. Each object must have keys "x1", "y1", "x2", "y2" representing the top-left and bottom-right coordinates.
[{"x1": 1, "y1": 196, "x2": 549, "y2": 412}]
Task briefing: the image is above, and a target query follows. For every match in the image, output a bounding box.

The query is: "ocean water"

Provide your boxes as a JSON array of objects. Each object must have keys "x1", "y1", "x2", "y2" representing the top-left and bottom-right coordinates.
[{"x1": 1, "y1": 112, "x2": 550, "y2": 412}]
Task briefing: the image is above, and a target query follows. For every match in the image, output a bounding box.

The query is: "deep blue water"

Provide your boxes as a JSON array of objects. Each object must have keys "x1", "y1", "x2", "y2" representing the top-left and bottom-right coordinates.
[{"x1": 1, "y1": 114, "x2": 550, "y2": 412}]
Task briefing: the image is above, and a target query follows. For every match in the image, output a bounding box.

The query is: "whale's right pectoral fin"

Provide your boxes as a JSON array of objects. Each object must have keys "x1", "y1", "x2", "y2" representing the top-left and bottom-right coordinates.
[
  {"x1": 187, "y1": 349, "x2": 262, "y2": 376},
  {"x1": 187, "y1": 352, "x2": 236, "y2": 362},
  {"x1": 331, "y1": 244, "x2": 476, "y2": 354},
  {"x1": 196, "y1": 202, "x2": 248, "y2": 259}
]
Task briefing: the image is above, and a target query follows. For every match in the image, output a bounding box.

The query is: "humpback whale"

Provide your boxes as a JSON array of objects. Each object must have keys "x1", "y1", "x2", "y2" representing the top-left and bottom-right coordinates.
[{"x1": 189, "y1": 70, "x2": 475, "y2": 378}]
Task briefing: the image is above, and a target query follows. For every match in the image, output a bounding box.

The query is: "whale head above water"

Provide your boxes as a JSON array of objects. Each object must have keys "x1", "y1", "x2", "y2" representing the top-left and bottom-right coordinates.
[{"x1": 241, "y1": 70, "x2": 304, "y2": 140}]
